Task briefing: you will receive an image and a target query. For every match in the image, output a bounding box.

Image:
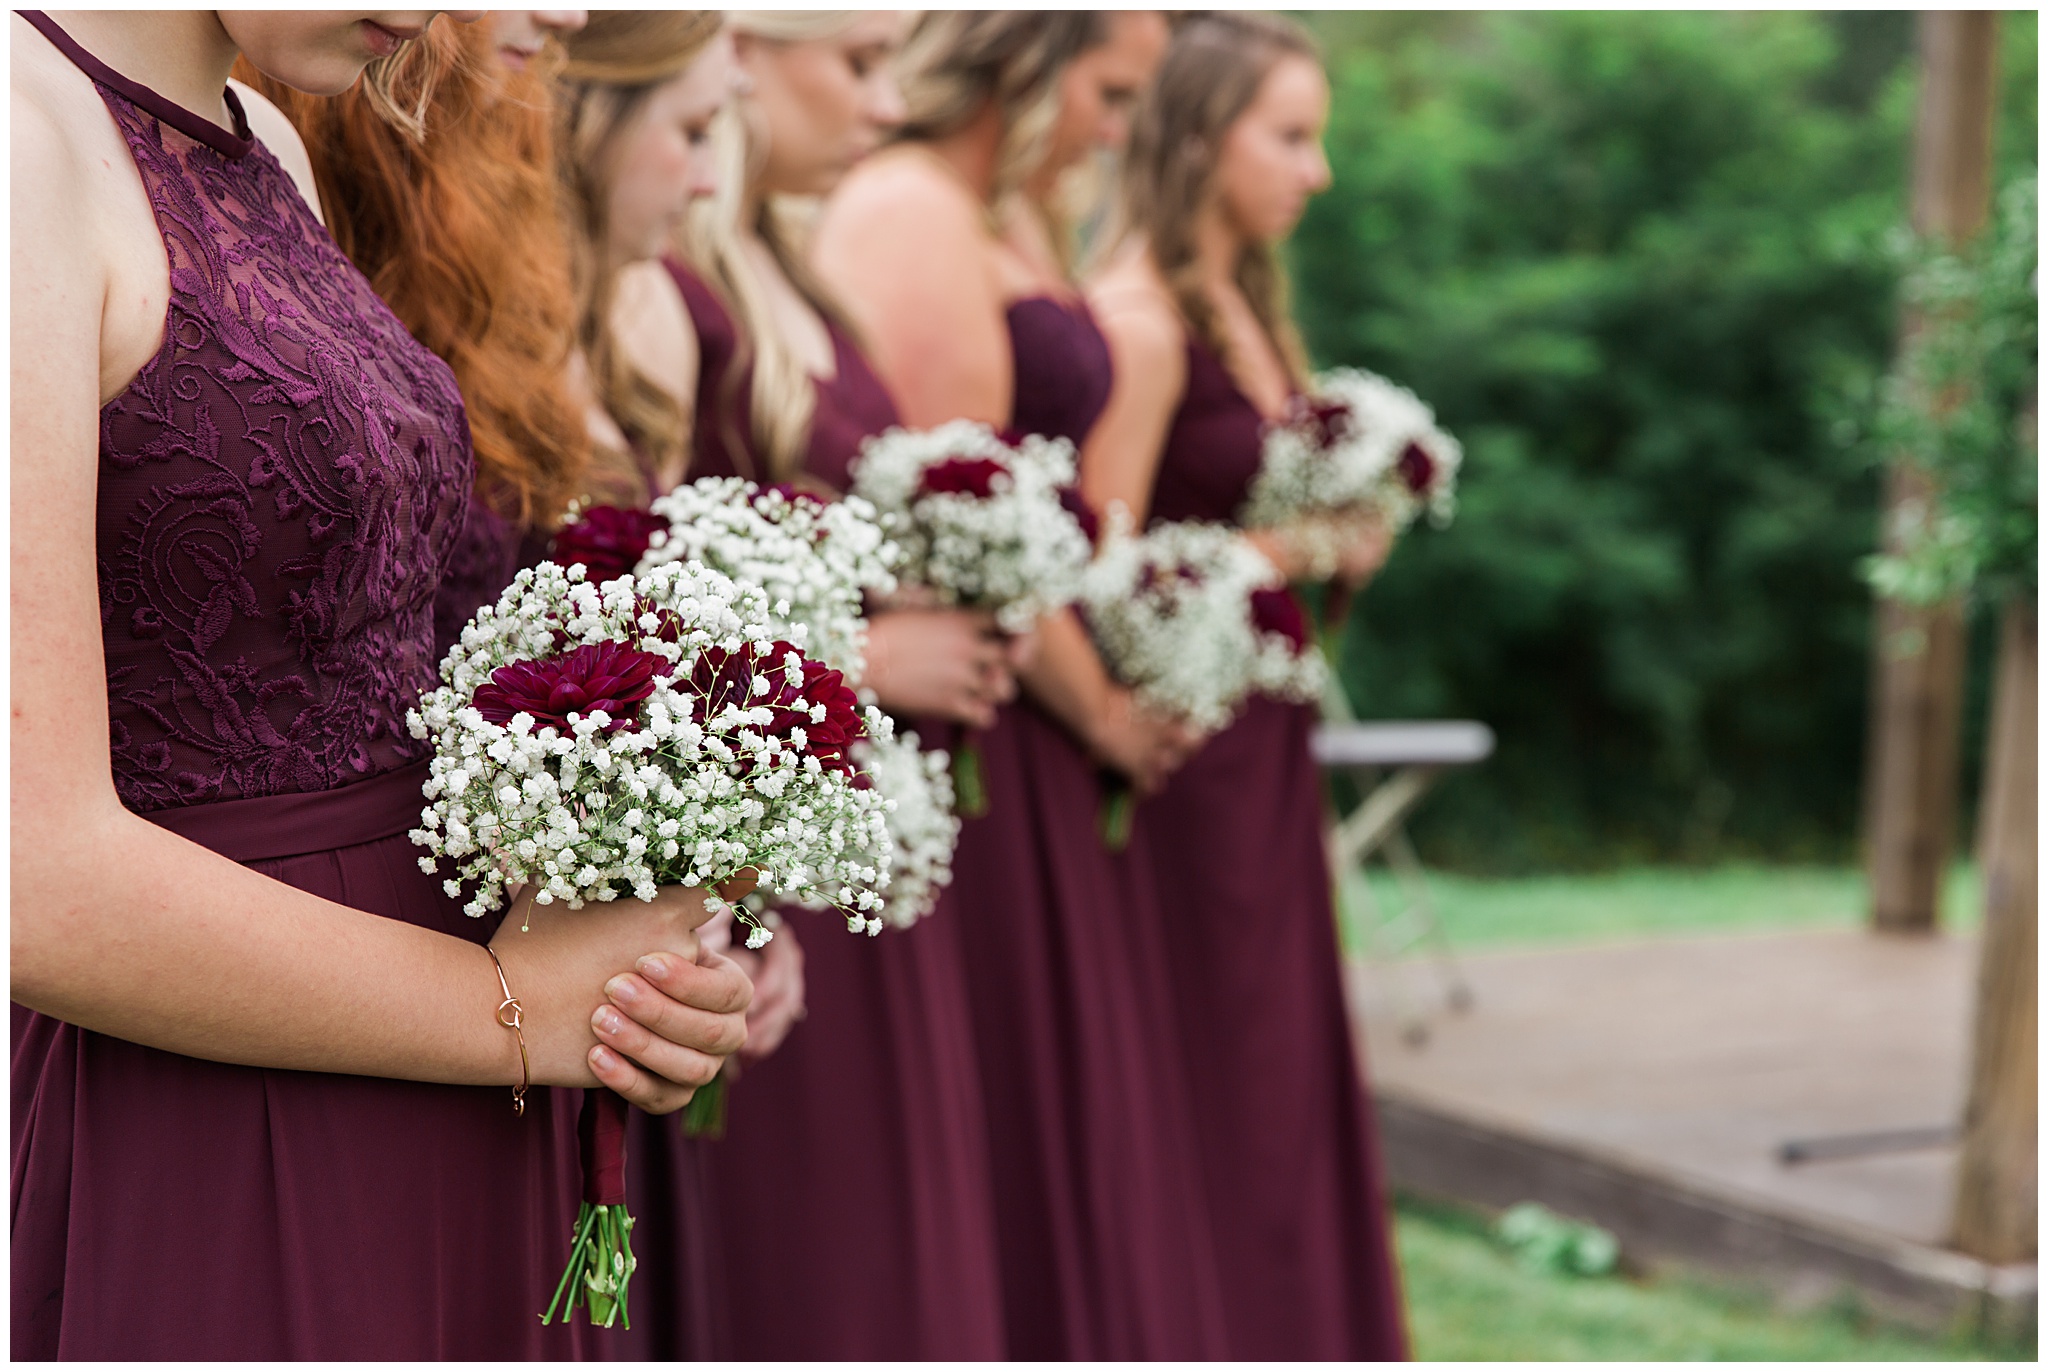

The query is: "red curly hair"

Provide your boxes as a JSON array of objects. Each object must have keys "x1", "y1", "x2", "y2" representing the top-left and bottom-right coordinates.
[{"x1": 241, "y1": 23, "x2": 588, "y2": 530}]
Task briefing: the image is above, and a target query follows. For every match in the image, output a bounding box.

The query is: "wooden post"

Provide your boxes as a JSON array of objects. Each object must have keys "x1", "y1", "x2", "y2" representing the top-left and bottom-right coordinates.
[
  {"x1": 1950, "y1": 595, "x2": 2036, "y2": 1262},
  {"x1": 1862, "y1": 11, "x2": 1997, "y2": 933}
]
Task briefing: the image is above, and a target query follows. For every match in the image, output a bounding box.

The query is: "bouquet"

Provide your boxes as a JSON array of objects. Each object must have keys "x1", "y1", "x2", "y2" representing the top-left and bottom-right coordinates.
[
  {"x1": 849, "y1": 420, "x2": 1097, "y2": 811},
  {"x1": 408, "y1": 558, "x2": 893, "y2": 1329},
  {"x1": 635, "y1": 477, "x2": 898, "y2": 683},
  {"x1": 847, "y1": 729, "x2": 961, "y2": 928},
  {"x1": 1079, "y1": 514, "x2": 1326, "y2": 847},
  {"x1": 1243, "y1": 367, "x2": 1463, "y2": 557}
]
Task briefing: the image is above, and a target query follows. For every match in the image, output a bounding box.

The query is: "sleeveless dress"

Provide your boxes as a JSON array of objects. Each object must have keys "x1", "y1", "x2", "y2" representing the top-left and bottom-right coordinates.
[
  {"x1": 9, "y1": 14, "x2": 593, "y2": 1360},
  {"x1": 940, "y1": 297, "x2": 1230, "y2": 1360},
  {"x1": 1129, "y1": 331, "x2": 1410, "y2": 1359},
  {"x1": 662, "y1": 259, "x2": 1007, "y2": 1359}
]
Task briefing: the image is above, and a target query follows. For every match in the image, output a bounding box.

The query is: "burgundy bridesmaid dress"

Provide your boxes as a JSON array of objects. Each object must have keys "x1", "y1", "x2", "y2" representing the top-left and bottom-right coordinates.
[
  {"x1": 652, "y1": 260, "x2": 1007, "y2": 1359},
  {"x1": 938, "y1": 297, "x2": 1230, "y2": 1360},
  {"x1": 1128, "y1": 331, "x2": 1410, "y2": 1359},
  {"x1": 10, "y1": 13, "x2": 593, "y2": 1359}
]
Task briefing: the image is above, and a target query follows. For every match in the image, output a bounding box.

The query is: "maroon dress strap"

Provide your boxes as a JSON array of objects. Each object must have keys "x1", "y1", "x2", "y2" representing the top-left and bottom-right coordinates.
[
  {"x1": 16, "y1": 10, "x2": 255, "y2": 159},
  {"x1": 141, "y1": 761, "x2": 431, "y2": 863}
]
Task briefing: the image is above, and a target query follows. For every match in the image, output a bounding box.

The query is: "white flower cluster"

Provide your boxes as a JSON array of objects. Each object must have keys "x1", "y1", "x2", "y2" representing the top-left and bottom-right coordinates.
[
  {"x1": 1243, "y1": 367, "x2": 1464, "y2": 537},
  {"x1": 406, "y1": 560, "x2": 895, "y2": 945},
  {"x1": 848, "y1": 730, "x2": 960, "y2": 928},
  {"x1": 849, "y1": 419, "x2": 1094, "y2": 634},
  {"x1": 637, "y1": 477, "x2": 898, "y2": 683},
  {"x1": 1080, "y1": 512, "x2": 1328, "y2": 733}
]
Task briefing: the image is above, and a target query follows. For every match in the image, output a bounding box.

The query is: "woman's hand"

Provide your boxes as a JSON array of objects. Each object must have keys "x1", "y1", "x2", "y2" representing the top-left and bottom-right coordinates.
[
  {"x1": 1086, "y1": 686, "x2": 1202, "y2": 794},
  {"x1": 1246, "y1": 508, "x2": 1394, "y2": 587},
  {"x1": 489, "y1": 884, "x2": 753, "y2": 1115},
  {"x1": 864, "y1": 607, "x2": 1016, "y2": 727},
  {"x1": 724, "y1": 921, "x2": 808, "y2": 1069}
]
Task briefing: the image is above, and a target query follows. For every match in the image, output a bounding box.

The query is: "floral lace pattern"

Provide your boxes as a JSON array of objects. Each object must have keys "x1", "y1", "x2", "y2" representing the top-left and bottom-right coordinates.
[{"x1": 93, "y1": 83, "x2": 472, "y2": 812}]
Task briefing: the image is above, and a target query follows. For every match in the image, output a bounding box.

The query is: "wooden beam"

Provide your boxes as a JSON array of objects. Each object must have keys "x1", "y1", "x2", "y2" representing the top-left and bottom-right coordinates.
[
  {"x1": 1862, "y1": 11, "x2": 1998, "y2": 933},
  {"x1": 1950, "y1": 599, "x2": 2037, "y2": 1261}
]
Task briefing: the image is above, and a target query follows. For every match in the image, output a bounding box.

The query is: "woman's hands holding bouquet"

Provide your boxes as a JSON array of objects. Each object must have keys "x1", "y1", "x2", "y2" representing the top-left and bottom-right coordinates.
[
  {"x1": 1247, "y1": 506, "x2": 1394, "y2": 589},
  {"x1": 864, "y1": 599, "x2": 1018, "y2": 728},
  {"x1": 1086, "y1": 685, "x2": 1203, "y2": 795},
  {"x1": 490, "y1": 883, "x2": 752, "y2": 1115}
]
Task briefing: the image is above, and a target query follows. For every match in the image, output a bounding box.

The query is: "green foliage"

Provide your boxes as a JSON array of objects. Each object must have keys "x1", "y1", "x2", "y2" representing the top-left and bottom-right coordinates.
[
  {"x1": 1290, "y1": 12, "x2": 2031, "y2": 870},
  {"x1": 1495, "y1": 1202, "x2": 1620, "y2": 1278},
  {"x1": 1864, "y1": 177, "x2": 2038, "y2": 609}
]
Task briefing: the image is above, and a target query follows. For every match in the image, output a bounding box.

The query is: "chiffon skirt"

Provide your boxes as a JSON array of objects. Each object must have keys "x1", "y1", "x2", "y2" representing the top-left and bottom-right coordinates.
[
  {"x1": 1131, "y1": 697, "x2": 1409, "y2": 1359},
  {"x1": 947, "y1": 701, "x2": 1230, "y2": 1360},
  {"x1": 11, "y1": 763, "x2": 596, "y2": 1360},
  {"x1": 700, "y1": 905, "x2": 1007, "y2": 1359}
]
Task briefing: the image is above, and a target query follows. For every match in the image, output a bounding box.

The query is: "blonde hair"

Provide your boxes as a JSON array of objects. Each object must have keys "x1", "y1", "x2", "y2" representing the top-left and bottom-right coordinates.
[
  {"x1": 557, "y1": 11, "x2": 725, "y2": 497},
  {"x1": 892, "y1": 12, "x2": 1108, "y2": 211},
  {"x1": 1117, "y1": 12, "x2": 1320, "y2": 384},
  {"x1": 678, "y1": 11, "x2": 866, "y2": 480}
]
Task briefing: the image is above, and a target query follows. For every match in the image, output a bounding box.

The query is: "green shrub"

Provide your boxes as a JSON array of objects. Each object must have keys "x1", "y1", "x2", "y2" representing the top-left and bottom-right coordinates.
[{"x1": 1291, "y1": 12, "x2": 2035, "y2": 870}]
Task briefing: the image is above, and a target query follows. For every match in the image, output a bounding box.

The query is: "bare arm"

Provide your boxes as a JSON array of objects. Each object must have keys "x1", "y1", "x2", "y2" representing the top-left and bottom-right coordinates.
[
  {"x1": 10, "y1": 84, "x2": 744, "y2": 1114},
  {"x1": 1080, "y1": 281, "x2": 1189, "y2": 529},
  {"x1": 814, "y1": 158, "x2": 1012, "y2": 429}
]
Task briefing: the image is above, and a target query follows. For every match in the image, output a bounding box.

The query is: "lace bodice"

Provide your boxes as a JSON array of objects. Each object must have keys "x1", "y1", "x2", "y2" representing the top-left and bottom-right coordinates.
[{"x1": 45, "y1": 18, "x2": 474, "y2": 812}]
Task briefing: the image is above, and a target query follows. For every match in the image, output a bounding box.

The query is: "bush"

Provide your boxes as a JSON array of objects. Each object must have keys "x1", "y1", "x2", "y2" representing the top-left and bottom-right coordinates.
[{"x1": 1291, "y1": 12, "x2": 2034, "y2": 870}]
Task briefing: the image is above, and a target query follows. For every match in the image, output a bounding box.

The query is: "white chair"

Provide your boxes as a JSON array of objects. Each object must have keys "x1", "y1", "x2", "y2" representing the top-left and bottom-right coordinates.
[{"x1": 1315, "y1": 716, "x2": 1493, "y2": 1046}]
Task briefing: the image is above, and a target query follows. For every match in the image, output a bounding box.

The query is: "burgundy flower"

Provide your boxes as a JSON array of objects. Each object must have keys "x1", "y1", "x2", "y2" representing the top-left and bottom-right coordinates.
[
  {"x1": 683, "y1": 641, "x2": 864, "y2": 774},
  {"x1": 1396, "y1": 442, "x2": 1435, "y2": 495},
  {"x1": 1057, "y1": 485, "x2": 1101, "y2": 545},
  {"x1": 1293, "y1": 395, "x2": 1356, "y2": 450},
  {"x1": 552, "y1": 505, "x2": 668, "y2": 583},
  {"x1": 918, "y1": 456, "x2": 1010, "y2": 499},
  {"x1": 1249, "y1": 587, "x2": 1310, "y2": 652},
  {"x1": 474, "y1": 640, "x2": 668, "y2": 733}
]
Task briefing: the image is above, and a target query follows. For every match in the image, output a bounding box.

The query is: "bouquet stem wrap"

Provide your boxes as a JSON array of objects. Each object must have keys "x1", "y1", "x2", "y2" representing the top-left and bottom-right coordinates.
[
  {"x1": 951, "y1": 735, "x2": 989, "y2": 818},
  {"x1": 1098, "y1": 773, "x2": 1135, "y2": 852},
  {"x1": 545, "y1": 1090, "x2": 637, "y2": 1329}
]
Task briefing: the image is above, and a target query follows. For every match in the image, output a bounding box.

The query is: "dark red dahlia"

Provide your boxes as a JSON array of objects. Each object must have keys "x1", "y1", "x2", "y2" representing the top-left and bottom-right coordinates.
[
  {"x1": 918, "y1": 455, "x2": 1010, "y2": 499},
  {"x1": 1395, "y1": 441, "x2": 1435, "y2": 495},
  {"x1": 683, "y1": 641, "x2": 864, "y2": 774},
  {"x1": 1249, "y1": 586, "x2": 1310, "y2": 652},
  {"x1": 1056, "y1": 485, "x2": 1101, "y2": 545},
  {"x1": 552, "y1": 505, "x2": 668, "y2": 583},
  {"x1": 1293, "y1": 395, "x2": 1356, "y2": 450},
  {"x1": 474, "y1": 641, "x2": 668, "y2": 733}
]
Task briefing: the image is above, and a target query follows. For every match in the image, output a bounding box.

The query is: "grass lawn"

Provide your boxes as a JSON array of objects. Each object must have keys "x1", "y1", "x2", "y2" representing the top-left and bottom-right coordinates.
[
  {"x1": 1394, "y1": 1196, "x2": 2025, "y2": 1361},
  {"x1": 1339, "y1": 860, "x2": 1981, "y2": 955},
  {"x1": 1338, "y1": 861, "x2": 2025, "y2": 1360}
]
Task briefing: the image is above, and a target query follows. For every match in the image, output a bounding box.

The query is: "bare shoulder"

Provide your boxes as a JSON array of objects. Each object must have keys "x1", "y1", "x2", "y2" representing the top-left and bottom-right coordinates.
[
  {"x1": 611, "y1": 260, "x2": 696, "y2": 407},
  {"x1": 1088, "y1": 251, "x2": 1185, "y2": 371},
  {"x1": 12, "y1": 14, "x2": 99, "y2": 179},
  {"x1": 820, "y1": 147, "x2": 983, "y2": 247},
  {"x1": 230, "y1": 79, "x2": 324, "y2": 225}
]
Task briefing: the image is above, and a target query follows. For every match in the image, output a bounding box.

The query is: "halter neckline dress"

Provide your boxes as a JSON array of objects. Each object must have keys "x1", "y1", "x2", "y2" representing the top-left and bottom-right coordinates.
[{"x1": 11, "y1": 12, "x2": 592, "y2": 1359}]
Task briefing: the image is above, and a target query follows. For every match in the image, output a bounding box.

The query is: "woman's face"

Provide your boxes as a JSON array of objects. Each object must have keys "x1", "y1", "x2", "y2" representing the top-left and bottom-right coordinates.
[
  {"x1": 1041, "y1": 10, "x2": 1169, "y2": 176},
  {"x1": 486, "y1": 10, "x2": 587, "y2": 73},
  {"x1": 223, "y1": 11, "x2": 481, "y2": 94},
  {"x1": 603, "y1": 33, "x2": 735, "y2": 263},
  {"x1": 1212, "y1": 54, "x2": 1332, "y2": 247},
  {"x1": 736, "y1": 13, "x2": 907, "y2": 199}
]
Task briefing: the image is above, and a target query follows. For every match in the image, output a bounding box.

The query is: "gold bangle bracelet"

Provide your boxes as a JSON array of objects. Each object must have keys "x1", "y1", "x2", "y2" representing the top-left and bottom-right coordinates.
[{"x1": 483, "y1": 945, "x2": 530, "y2": 1117}]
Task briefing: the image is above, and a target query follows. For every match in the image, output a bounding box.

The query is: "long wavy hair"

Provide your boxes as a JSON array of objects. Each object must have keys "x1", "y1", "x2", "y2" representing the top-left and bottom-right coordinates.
[
  {"x1": 241, "y1": 21, "x2": 589, "y2": 529},
  {"x1": 679, "y1": 11, "x2": 867, "y2": 481},
  {"x1": 892, "y1": 12, "x2": 1108, "y2": 214},
  {"x1": 557, "y1": 11, "x2": 725, "y2": 496},
  {"x1": 1116, "y1": 12, "x2": 1320, "y2": 384}
]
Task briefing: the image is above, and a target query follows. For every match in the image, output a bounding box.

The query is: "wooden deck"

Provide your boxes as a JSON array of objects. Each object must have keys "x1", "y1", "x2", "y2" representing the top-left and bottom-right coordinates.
[{"x1": 1349, "y1": 926, "x2": 2036, "y2": 1330}]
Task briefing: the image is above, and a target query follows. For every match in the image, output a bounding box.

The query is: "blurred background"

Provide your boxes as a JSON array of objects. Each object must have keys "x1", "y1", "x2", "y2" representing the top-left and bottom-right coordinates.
[{"x1": 1283, "y1": 10, "x2": 2036, "y2": 1360}]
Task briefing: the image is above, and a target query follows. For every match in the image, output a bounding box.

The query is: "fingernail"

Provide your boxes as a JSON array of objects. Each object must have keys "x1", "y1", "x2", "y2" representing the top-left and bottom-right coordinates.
[
  {"x1": 593, "y1": 1006, "x2": 624, "y2": 1034},
  {"x1": 636, "y1": 954, "x2": 670, "y2": 984},
  {"x1": 606, "y1": 974, "x2": 639, "y2": 1004},
  {"x1": 590, "y1": 1045, "x2": 616, "y2": 1070}
]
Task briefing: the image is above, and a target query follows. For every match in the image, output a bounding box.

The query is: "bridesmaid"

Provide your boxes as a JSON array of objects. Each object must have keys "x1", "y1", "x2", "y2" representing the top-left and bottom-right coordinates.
[
  {"x1": 666, "y1": 11, "x2": 1010, "y2": 1358},
  {"x1": 1083, "y1": 13, "x2": 1407, "y2": 1359},
  {"x1": 10, "y1": 8, "x2": 749, "y2": 1360},
  {"x1": 552, "y1": 15, "x2": 808, "y2": 1359},
  {"x1": 814, "y1": 12, "x2": 1230, "y2": 1360},
  {"x1": 252, "y1": 12, "x2": 747, "y2": 1357}
]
